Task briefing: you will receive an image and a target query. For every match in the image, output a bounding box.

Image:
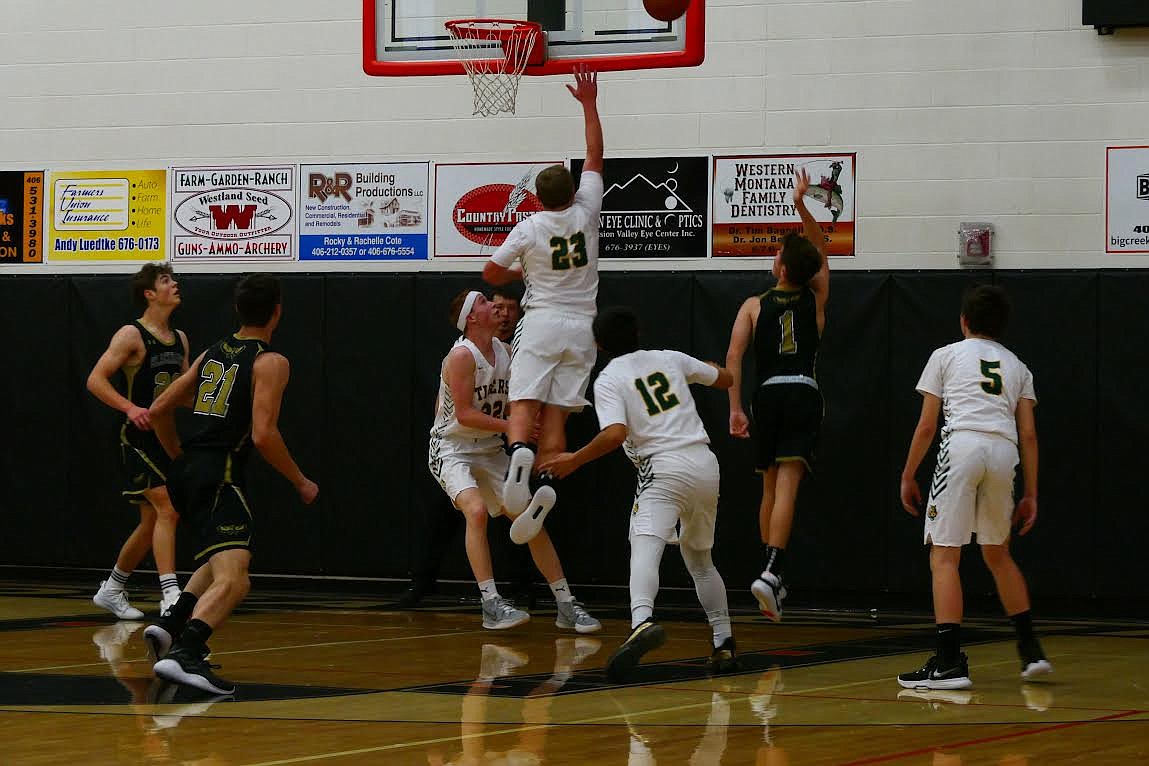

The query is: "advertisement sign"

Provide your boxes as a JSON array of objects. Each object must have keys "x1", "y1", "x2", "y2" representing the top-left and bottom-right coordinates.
[
  {"x1": 1106, "y1": 146, "x2": 1149, "y2": 253},
  {"x1": 47, "y1": 169, "x2": 166, "y2": 261},
  {"x1": 299, "y1": 162, "x2": 428, "y2": 260},
  {"x1": 434, "y1": 162, "x2": 559, "y2": 258},
  {"x1": 0, "y1": 171, "x2": 44, "y2": 264},
  {"x1": 171, "y1": 165, "x2": 296, "y2": 262},
  {"x1": 713, "y1": 154, "x2": 856, "y2": 258},
  {"x1": 572, "y1": 156, "x2": 709, "y2": 259}
]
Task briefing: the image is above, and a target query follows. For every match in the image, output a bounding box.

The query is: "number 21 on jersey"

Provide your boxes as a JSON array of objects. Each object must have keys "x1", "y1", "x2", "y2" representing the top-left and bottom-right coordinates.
[{"x1": 194, "y1": 360, "x2": 239, "y2": 417}]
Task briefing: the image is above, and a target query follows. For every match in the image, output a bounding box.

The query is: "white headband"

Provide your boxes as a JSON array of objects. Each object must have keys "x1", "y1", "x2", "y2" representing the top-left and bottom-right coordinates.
[{"x1": 456, "y1": 291, "x2": 482, "y2": 332}]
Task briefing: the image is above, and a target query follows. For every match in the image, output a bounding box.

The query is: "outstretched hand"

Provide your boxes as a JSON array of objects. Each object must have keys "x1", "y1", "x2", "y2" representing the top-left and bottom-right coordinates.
[
  {"x1": 793, "y1": 167, "x2": 811, "y2": 204},
  {"x1": 538, "y1": 452, "x2": 579, "y2": 480},
  {"x1": 565, "y1": 63, "x2": 598, "y2": 104}
]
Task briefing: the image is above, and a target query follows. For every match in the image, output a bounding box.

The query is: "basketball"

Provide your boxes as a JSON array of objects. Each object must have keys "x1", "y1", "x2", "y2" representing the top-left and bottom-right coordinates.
[{"x1": 644, "y1": 0, "x2": 691, "y2": 23}]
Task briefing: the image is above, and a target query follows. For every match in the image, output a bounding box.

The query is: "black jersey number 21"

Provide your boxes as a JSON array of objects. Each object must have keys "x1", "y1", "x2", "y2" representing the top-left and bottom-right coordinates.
[{"x1": 194, "y1": 360, "x2": 240, "y2": 417}]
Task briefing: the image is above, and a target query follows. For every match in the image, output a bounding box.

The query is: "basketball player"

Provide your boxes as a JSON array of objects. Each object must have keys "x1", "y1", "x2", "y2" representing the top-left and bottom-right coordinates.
[
  {"x1": 725, "y1": 168, "x2": 829, "y2": 621},
  {"x1": 540, "y1": 307, "x2": 738, "y2": 681},
  {"x1": 428, "y1": 289, "x2": 600, "y2": 633},
  {"x1": 399, "y1": 284, "x2": 536, "y2": 608},
  {"x1": 483, "y1": 63, "x2": 604, "y2": 521},
  {"x1": 897, "y1": 285, "x2": 1051, "y2": 689},
  {"x1": 143, "y1": 274, "x2": 319, "y2": 694},
  {"x1": 86, "y1": 263, "x2": 188, "y2": 619}
]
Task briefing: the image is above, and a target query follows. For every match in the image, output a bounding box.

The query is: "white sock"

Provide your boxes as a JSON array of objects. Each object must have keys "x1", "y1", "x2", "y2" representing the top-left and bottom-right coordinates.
[
  {"x1": 159, "y1": 573, "x2": 180, "y2": 595},
  {"x1": 629, "y1": 534, "x2": 665, "y2": 628},
  {"x1": 549, "y1": 578, "x2": 575, "y2": 603},
  {"x1": 106, "y1": 567, "x2": 131, "y2": 592},
  {"x1": 478, "y1": 579, "x2": 500, "y2": 602},
  {"x1": 682, "y1": 545, "x2": 733, "y2": 648}
]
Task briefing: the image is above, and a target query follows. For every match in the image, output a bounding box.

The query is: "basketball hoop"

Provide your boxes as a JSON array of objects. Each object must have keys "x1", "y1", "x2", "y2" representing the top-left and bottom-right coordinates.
[{"x1": 445, "y1": 19, "x2": 543, "y2": 117}]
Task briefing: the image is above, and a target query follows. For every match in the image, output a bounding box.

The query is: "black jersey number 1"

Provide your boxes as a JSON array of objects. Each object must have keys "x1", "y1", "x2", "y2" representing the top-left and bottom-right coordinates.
[
  {"x1": 550, "y1": 232, "x2": 589, "y2": 270},
  {"x1": 194, "y1": 360, "x2": 240, "y2": 417}
]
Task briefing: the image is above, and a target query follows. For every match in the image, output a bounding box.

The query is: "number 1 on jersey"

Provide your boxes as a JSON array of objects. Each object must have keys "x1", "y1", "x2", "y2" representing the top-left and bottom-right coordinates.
[
  {"x1": 779, "y1": 310, "x2": 797, "y2": 355},
  {"x1": 194, "y1": 360, "x2": 239, "y2": 417}
]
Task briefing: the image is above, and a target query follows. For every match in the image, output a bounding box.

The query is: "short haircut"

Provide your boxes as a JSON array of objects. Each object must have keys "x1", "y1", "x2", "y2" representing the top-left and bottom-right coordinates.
[
  {"x1": 492, "y1": 283, "x2": 523, "y2": 304},
  {"x1": 535, "y1": 165, "x2": 575, "y2": 209},
  {"x1": 779, "y1": 233, "x2": 822, "y2": 287},
  {"x1": 235, "y1": 273, "x2": 281, "y2": 327},
  {"x1": 448, "y1": 288, "x2": 475, "y2": 329},
  {"x1": 593, "y1": 306, "x2": 640, "y2": 358},
  {"x1": 130, "y1": 263, "x2": 173, "y2": 310},
  {"x1": 961, "y1": 284, "x2": 1010, "y2": 339}
]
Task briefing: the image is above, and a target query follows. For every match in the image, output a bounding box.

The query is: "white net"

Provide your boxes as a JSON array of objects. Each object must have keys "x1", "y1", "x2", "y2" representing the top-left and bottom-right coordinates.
[{"x1": 446, "y1": 20, "x2": 541, "y2": 117}]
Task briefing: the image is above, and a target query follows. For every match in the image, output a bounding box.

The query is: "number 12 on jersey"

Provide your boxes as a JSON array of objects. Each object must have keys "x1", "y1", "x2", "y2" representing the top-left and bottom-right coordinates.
[{"x1": 635, "y1": 372, "x2": 680, "y2": 416}]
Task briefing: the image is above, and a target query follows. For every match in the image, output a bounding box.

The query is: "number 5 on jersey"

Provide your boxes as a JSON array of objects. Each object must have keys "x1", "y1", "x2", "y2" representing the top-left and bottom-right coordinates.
[
  {"x1": 194, "y1": 360, "x2": 239, "y2": 416},
  {"x1": 550, "y1": 232, "x2": 588, "y2": 270}
]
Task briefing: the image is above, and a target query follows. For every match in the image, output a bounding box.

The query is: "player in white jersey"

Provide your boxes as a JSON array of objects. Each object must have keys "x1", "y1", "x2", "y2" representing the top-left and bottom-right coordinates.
[
  {"x1": 483, "y1": 64, "x2": 604, "y2": 519},
  {"x1": 898, "y1": 286, "x2": 1051, "y2": 690},
  {"x1": 540, "y1": 307, "x2": 739, "y2": 682},
  {"x1": 428, "y1": 290, "x2": 601, "y2": 633}
]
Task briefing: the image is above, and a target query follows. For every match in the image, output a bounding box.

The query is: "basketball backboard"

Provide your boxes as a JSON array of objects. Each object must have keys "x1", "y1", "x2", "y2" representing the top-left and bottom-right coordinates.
[{"x1": 363, "y1": 0, "x2": 705, "y2": 77}]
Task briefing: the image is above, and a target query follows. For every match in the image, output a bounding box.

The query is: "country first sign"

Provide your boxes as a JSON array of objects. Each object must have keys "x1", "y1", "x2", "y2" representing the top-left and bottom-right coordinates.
[
  {"x1": 172, "y1": 166, "x2": 296, "y2": 262},
  {"x1": 48, "y1": 169, "x2": 166, "y2": 261},
  {"x1": 713, "y1": 154, "x2": 856, "y2": 258}
]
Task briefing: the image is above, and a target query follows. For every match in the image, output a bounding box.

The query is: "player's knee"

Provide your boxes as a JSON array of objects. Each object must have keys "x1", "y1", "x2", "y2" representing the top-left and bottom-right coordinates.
[
  {"x1": 979, "y1": 544, "x2": 1012, "y2": 570},
  {"x1": 680, "y1": 546, "x2": 715, "y2": 578},
  {"x1": 154, "y1": 504, "x2": 178, "y2": 524},
  {"x1": 929, "y1": 545, "x2": 961, "y2": 570},
  {"x1": 460, "y1": 503, "x2": 489, "y2": 527}
]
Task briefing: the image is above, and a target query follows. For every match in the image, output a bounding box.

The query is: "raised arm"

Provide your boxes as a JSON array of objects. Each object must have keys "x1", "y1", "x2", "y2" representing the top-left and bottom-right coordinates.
[
  {"x1": 252, "y1": 352, "x2": 318, "y2": 504},
  {"x1": 567, "y1": 64, "x2": 602, "y2": 173},
  {"x1": 725, "y1": 298, "x2": 757, "y2": 438},
  {"x1": 445, "y1": 347, "x2": 509, "y2": 434},
  {"x1": 1013, "y1": 398, "x2": 1039, "y2": 535},
  {"x1": 793, "y1": 168, "x2": 830, "y2": 308},
  {"x1": 87, "y1": 325, "x2": 148, "y2": 429},
  {"x1": 899, "y1": 393, "x2": 941, "y2": 516}
]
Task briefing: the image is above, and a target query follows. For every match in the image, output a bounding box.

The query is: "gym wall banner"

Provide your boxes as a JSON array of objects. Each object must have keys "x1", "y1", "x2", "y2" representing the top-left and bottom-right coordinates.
[
  {"x1": 433, "y1": 162, "x2": 558, "y2": 258},
  {"x1": 47, "y1": 169, "x2": 166, "y2": 262},
  {"x1": 713, "y1": 153, "x2": 856, "y2": 258},
  {"x1": 171, "y1": 165, "x2": 296, "y2": 262},
  {"x1": 299, "y1": 162, "x2": 428, "y2": 261},
  {"x1": 572, "y1": 156, "x2": 709, "y2": 259},
  {"x1": 1106, "y1": 146, "x2": 1149, "y2": 254},
  {"x1": 0, "y1": 171, "x2": 44, "y2": 264}
]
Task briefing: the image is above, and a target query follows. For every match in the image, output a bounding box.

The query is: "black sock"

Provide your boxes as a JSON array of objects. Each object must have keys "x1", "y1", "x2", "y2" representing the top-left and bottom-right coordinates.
[
  {"x1": 175, "y1": 619, "x2": 214, "y2": 653},
  {"x1": 762, "y1": 545, "x2": 786, "y2": 579},
  {"x1": 159, "y1": 591, "x2": 198, "y2": 636},
  {"x1": 1010, "y1": 610, "x2": 1036, "y2": 644},
  {"x1": 936, "y1": 623, "x2": 961, "y2": 666}
]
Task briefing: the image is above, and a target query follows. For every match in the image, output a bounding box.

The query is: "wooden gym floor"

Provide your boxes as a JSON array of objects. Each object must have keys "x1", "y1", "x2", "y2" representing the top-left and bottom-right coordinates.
[{"x1": 1, "y1": 581, "x2": 1146, "y2": 765}]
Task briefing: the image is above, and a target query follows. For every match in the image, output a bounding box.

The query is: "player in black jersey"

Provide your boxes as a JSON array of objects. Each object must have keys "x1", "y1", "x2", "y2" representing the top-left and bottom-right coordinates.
[
  {"x1": 725, "y1": 168, "x2": 829, "y2": 622},
  {"x1": 143, "y1": 274, "x2": 319, "y2": 695},
  {"x1": 86, "y1": 263, "x2": 189, "y2": 620}
]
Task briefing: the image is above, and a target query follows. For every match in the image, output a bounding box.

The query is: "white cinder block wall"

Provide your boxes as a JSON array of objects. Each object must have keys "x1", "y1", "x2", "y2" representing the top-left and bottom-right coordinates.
[{"x1": 3, "y1": 0, "x2": 1148, "y2": 270}]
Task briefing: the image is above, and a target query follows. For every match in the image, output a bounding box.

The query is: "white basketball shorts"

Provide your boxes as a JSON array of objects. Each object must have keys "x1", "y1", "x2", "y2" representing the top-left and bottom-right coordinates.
[
  {"x1": 509, "y1": 308, "x2": 596, "y2": 410},
  {"x1": 630, "y1": 445, "x2": 721, "y2": 549},
  {"x1": 428, "y1": 442, "x2": 508, "y2": 518},
  {"x1": 924, "y1": 430, "x2": 1019, "y2": 547}
]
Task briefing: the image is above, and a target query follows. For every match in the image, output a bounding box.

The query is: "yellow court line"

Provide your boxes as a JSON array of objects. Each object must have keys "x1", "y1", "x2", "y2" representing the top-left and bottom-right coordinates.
[{"x1": 6, "y1": 629, "x2": 490, "y2": 674}]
